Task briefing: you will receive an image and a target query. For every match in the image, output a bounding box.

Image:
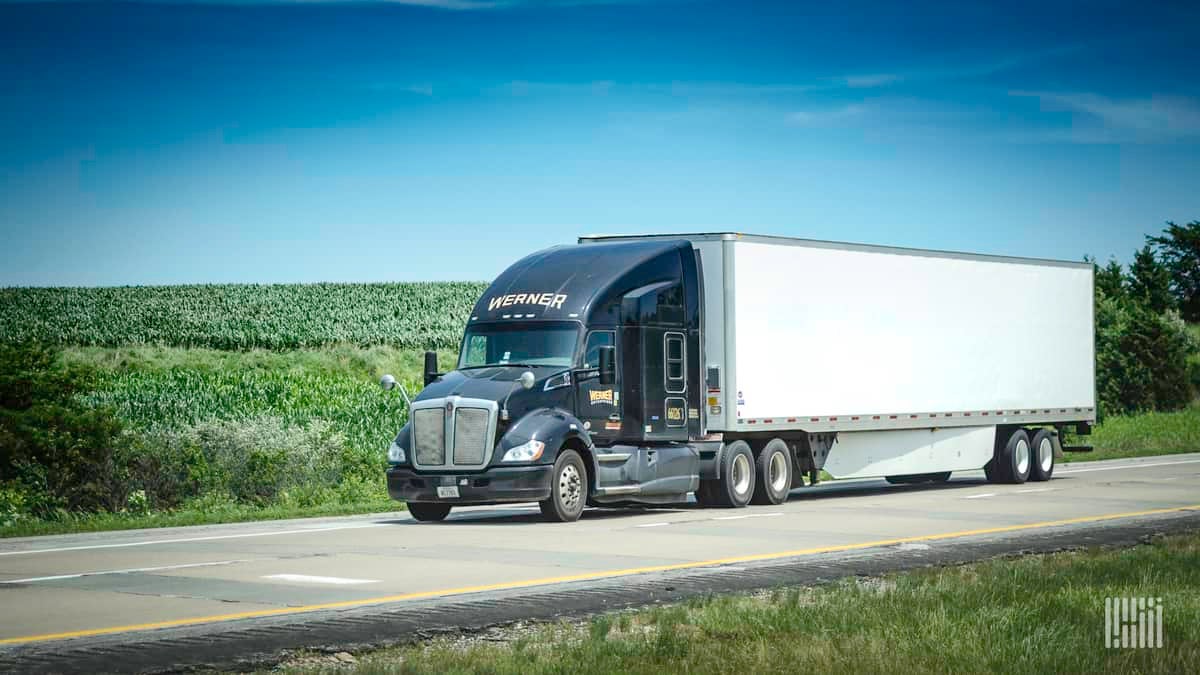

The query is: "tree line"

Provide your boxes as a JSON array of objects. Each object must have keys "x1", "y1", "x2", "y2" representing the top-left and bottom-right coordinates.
[{"x1": 1091, "y1": 221, "x2": 1200, "y2": 418}]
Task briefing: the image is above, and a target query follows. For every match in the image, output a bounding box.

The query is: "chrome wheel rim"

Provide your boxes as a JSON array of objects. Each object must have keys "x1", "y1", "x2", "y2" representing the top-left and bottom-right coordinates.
[
  {"x1": 732, "y1": 453, "x2": 752, "y2": 497},
  {"x1": 560, "y1": 464, "x2": 582, "y2": 511},
  {"x1": 769, "y1": 451, "x2": 788, "y2": 493},
  {"x1": 1038, "y1": 437, "x2": 1053, "y2": 473},
  {"x1": 1015, "y1": 438, "x2": 1030, "y2": 476}
]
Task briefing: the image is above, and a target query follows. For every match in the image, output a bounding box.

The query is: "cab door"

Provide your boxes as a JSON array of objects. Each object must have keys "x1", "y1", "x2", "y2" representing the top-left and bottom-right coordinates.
[{"x1": 575, "y1": 330, "x2": 621, "y2": 442}]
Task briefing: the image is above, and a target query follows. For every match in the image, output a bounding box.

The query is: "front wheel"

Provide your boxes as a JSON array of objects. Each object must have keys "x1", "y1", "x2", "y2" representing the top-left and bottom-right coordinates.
[
  {"x1": 407, "y1": 502, "x2": 452, "y2": 522},
  {"x1": 539, "y1": 449, "x2": 587, "y2": 522}
]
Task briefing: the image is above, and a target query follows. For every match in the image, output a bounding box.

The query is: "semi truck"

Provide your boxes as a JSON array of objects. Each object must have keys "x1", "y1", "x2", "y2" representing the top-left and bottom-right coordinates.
[{"x1": 382, "y1": 233, "x2": 1096, "y2": 522}]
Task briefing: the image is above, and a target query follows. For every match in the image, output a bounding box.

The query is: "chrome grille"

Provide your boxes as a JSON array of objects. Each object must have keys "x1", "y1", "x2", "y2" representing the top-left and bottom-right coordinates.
[
  {"x1": 453, "y1": 407, "x2": 490, "y2": 465},
  {"x1": 408, "y1": 396, "x2": 498, "y2": 470},
  {"x1": 412, "y1": 408, "x2": 446, "y2": 465}
]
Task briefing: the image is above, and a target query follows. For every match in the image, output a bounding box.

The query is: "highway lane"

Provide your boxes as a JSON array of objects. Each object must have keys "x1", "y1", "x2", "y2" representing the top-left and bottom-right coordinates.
[{"x1": 1, "y1": 453, "x2": 1198, "y2": 646}]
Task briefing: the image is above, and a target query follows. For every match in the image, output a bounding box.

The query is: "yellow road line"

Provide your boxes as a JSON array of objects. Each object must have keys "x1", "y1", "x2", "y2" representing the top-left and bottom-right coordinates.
[{"x1": 2, "y1": 504, "x2": 1197, "y2": 645}]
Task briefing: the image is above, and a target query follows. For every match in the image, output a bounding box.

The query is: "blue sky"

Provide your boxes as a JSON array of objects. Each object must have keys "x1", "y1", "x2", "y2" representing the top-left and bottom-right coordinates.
[{"x1": 1, "y1": 0, "x2": 1198, "y2": 286}]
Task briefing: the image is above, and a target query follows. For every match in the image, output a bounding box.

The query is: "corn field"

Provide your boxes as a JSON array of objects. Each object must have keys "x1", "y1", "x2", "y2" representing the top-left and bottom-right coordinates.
[{"x1": 0, "y1": 282, "x2": 487, "y2": 350}]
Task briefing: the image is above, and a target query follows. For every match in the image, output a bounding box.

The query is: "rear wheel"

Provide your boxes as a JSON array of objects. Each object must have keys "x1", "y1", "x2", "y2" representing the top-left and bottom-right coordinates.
[
  {"x1": 407, "y1": 502, "x2": 452, "y2": 522},
  {"x1": 539, "y1": 449, "x2": 587, "y2": 522},
  {"x1": 992, "y1": 429, "x2": 1032, "y2": 484},
  {"x1": 751, "y1": 439, "x2": 791, "y2": 505},
  {"x1": 1029, "y1": 429, "x2": 1056, "y2": 482},
  {"x1": 713, "y1": 441, "x2": 756, "y2": 508}
]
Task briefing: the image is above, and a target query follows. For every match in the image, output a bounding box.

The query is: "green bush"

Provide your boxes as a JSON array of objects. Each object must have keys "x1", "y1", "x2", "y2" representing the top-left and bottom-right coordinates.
[
  {"x1": 1095, "y1": 297, "x2": 1195, "y2": 417},
  {"x1": 0, "y1": 344, "x2": 134, "y2": 516},
  {"x1": 133, "y1": 417, "x2": 380, "y2": 508}
]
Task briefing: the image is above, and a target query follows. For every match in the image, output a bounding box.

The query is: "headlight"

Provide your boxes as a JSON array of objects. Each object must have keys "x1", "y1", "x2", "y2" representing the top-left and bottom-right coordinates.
[
  {"x1": 388, "y1": 440, "x2": 407, "y2": 464},
  {"x1": 501, "y1": 439, "x2": 545, "y2": 463}
]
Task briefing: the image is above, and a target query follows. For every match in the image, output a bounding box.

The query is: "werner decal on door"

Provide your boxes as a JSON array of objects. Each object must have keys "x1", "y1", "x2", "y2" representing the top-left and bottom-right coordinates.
[{"x1": 589, "y1": 389, "x2": 615, "y2": 405}]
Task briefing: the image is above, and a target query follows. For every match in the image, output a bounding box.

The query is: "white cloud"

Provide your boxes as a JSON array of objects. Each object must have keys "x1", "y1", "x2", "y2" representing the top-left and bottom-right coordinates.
[
  {"x1": 842, "y1": 73, "x2": 901, "y2": 88},
  {"x1": 1012, "y1": 91, "x2": 1200, "y2": 143},
  {"x1": 786, "y1": 104, "x2": 868, "y2": 127}
]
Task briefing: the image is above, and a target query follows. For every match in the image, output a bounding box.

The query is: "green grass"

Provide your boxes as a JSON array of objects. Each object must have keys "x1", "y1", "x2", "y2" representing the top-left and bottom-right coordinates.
[
  {"x1": 283, "y1": 532, "x2": 1200, "y2": 674},
  {"x1": 0, "y1": 282, "x2": 486, "y2": 350},
  {"x1": 1, "y1": 496, "x2": 401, "y2": 538},
  {"x1": 1065, "y1": 402, "x2": 1200, "y2": 462},
  {"x1": 1, "y1": 346, "x2": 452, "y2": 538},
  {"x1": 65, "y1": 345, "x2": 456, "y2": 455}
]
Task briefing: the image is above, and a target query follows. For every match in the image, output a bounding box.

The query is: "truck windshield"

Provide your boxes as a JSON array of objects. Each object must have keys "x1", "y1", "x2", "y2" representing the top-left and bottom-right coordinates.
[{"x1": 458, "y1": 324, "x2": 579, "y2": 369}]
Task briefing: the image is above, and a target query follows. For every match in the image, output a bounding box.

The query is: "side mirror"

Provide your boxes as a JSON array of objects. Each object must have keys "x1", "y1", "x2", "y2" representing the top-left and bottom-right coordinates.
[
  {"x1": 519, "y1": 370, "x2": 535, "y2": 390},
  {"x1": 423, "y1": 351, "x2": 439, "y2": 386},
  {"x1": 380, "y1": 374, "x2": 411, "y2": 408},
  {"x1": 598, "y1": 346, "x2": 616, "y2": 386}
]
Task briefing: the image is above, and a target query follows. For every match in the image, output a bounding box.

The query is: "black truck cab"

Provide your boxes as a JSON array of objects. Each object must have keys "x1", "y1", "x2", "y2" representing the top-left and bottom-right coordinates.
[{"x1": 385, "y1": 239, "x2": 707, "y2": 521}]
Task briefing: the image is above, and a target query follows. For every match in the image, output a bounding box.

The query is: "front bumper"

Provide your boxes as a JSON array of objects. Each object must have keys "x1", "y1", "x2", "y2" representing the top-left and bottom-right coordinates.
[{"x1": 386, "y1": 464, "x2": 554, "y2": 505}]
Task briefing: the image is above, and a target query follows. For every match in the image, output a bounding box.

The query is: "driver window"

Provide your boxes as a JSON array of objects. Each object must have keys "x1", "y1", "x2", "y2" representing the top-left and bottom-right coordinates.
[{"x1": 583, "y1": 331, "x2": 615, "y2": 368}]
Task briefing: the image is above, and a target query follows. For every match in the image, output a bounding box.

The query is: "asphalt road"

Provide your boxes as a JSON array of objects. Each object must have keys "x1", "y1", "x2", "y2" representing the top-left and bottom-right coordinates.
[{"x1": 1, "y1": 453, "x2": 1199, "y2": 669}]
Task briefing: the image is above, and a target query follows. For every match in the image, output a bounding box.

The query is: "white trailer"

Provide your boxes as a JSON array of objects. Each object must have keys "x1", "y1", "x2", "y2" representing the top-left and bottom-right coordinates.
[{"x1": 581, "y1": 233, "x2": 1095, "y2": 494}]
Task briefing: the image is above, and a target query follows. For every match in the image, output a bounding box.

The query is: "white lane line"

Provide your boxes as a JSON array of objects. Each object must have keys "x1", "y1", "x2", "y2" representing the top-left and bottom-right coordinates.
[
  {"x1": 1058, "y1": 458, "x2": 1200, "y2": 474},
  {"x1": 0, "y1": 523, "x2": 387, "y2": 557},
  {"x1": 1, "y1": 559, "x2": 247, "y2": 584},
  {"x1": 636, "y1": 522, "x2": 671, "y2": 528},
  {"x1": 263, "y1": 574, "x2": 380, "y2": 585},
  {"x1": 713, "y1": 512, "x2": 784, "y2": 521},
  {"x1": 963, "y1": 493, "x2": 997, "y2": 500},
  {"x1": 1016, "y1": 487, "x2": 1056, "y2": 494}
]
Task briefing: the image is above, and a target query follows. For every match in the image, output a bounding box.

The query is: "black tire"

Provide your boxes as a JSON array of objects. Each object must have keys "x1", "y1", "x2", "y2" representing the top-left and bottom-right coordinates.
[
  {"x1": 694, "y1": 479, "x2": 720, "y2": 506},
  {"x1": 713, "y1": 441, "x2": 756, "y2": 508},
  {"x1": 1029, "y1": 429, "x2": 1056, "y2": 482},
  {"x1": 751, "y1": 439, "x2": 791, "y2": 505},
  {"x1": 539, "y1": 449, "x2": 587, "y2": 522},
  {"x1": 407, "y1": 502, "x2": 452, "y2": 522},
  {"x1": 993, "y1": 429, "x2": 1032, "y2": 484}
]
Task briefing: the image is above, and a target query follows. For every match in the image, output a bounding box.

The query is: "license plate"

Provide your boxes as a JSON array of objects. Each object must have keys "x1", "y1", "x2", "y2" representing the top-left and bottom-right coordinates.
[{"x1": 436, "y1": 486, "x2": 460, "y2": 499}]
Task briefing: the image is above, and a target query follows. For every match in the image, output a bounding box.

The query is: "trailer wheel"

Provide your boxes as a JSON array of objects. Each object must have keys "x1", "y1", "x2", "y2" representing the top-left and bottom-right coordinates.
[
  {"x1": 539, "y1": 449, "x2": 587, "y2": 522},
  {"x1": 1029, "y1": 429, "x2": 1056, "y2": 482},
  {"x1": 713, "y1": 441, "x2": 756, "y2": 508},
  {"x1": 407, "y1": 502, "x2": 452, "y2": 522},
  {"x1": 993, "y1": 429, "x2": 1032, "y2": 484},
  {"x1": 751, "y1": 439, "x2": 791, "y2": 505}
]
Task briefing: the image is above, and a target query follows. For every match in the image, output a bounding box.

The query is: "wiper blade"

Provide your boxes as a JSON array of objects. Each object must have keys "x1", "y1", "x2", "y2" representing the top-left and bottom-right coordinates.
[{"x1": 458, "y1": 363, "x2": 541, "y2": 370}]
